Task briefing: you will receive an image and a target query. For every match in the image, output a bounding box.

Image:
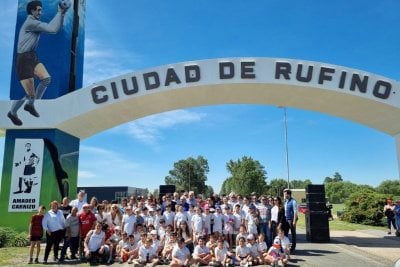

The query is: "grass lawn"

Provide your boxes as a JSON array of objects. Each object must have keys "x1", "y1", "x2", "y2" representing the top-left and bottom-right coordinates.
[
  {"x1": 0, "y1": 246, "x2": 37, "y2": 267},
  {"x1": 0, "y1": 246, "x2": 82, "y2": 267},
  {"x1": 297, "y1": 203, "x2": 387, "y2": 231}
]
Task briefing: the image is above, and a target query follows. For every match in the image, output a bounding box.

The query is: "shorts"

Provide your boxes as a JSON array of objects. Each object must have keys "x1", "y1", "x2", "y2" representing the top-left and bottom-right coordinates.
[
  {"x1": 224, "y1": 229, "x2": 233, "y2": 235},
  {"x1": 30, "y1": 235, "x2": 42, "y2": 242},
  {"x1": 16, "y1": 51, "x2": 40, "y2": 80}
]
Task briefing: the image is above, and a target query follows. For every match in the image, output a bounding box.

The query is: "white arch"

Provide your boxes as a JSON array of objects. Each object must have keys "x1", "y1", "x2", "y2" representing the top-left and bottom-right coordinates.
[{"x1": 0, "y1": 58, "x2": 399, "y2": 140}]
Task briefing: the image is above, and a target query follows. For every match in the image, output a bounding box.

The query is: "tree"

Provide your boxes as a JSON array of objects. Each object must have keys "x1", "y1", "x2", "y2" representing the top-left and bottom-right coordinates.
[
  {"x1": 268, "y1": 178, "x2": 288, "y2": 197},
  {"x1": 165, "y1": 156, "x2": 209, "y2": 195},
  {"x1": 290, "y1": 179, "x2": 312, "y2": 189},
  {"x1": 376, "y1": 179, "x2": 400, "y2": 195},
  {"x1": 324, "y1": 172, "x2": 343, "y2": 184},
  {"x1": 341, "y1": 189, "x2": 387, "y2": 226},
  {"x1": 325, "y1": 181, "x2": 375, "y2": 204},
  {"x1": 333, "y1": 172, "x2": 343, "y2": 182},
  {"x1": 223, "y1": 156, "x2": 267, "y2": 196},
  {"x1": 220, "y1": 178, "x2": 234, "y2": 196},
  {"x1": 204, "y1": 185, "x2": 215, "y2": 198}
]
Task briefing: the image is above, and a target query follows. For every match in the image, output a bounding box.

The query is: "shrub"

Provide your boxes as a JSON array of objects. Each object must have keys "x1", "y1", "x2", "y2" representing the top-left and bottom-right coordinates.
[
  {"x1": 0, "y1": 227, "x2": 29, "y2": 247},
  {"x1": 341, "y1": 190, "x2": 387, "y2": 226},
  {"x1": 11, "y1": 232, "x2": 29, "y2": 247}
]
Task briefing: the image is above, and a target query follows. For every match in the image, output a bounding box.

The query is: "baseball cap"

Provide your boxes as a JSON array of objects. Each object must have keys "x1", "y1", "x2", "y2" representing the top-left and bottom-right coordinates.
[{"x1": 247, "y1": 234, "x2": 254, "y2": 240}]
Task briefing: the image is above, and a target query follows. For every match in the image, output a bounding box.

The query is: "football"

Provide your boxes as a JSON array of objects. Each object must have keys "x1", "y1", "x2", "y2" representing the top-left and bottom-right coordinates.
[{"x1": 59, "y1": 0, "x2": 72, "y2": 10}]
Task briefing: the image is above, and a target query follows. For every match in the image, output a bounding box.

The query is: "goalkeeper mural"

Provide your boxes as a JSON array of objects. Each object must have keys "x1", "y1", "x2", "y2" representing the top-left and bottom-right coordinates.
[{"x1": 7, "y1": 0, "x2": 70, "y2": 126}]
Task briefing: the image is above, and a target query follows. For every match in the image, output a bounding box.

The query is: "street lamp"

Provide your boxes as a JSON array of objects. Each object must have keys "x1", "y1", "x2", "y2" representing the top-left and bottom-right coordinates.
[{"x1": 279, "y1": 106, "x2": 290, "y2": 189}]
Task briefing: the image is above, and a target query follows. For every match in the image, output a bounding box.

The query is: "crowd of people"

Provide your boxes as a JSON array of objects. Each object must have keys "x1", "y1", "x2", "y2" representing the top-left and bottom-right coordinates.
[{"x1": 28, "y1": 189, "x2": 301, "y2": 266}]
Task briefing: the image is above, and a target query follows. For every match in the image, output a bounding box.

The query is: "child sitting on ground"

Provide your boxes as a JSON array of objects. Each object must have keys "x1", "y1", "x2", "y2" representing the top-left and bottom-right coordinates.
[
  {"x1": 235, "y1": 237, "x2": 251, "y2": 267},
  {"x1": 131, "y1": 237, "x2": 159, "y2": 266}
]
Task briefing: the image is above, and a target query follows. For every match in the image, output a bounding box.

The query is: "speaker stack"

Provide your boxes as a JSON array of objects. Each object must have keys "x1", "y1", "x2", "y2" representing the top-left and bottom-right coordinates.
[
  {"x1": 305, "y1": 184, "x2": 330, "y2": 242},
  {"x1": 159, "y1": 185, "x2": 176, "y2": 197}
]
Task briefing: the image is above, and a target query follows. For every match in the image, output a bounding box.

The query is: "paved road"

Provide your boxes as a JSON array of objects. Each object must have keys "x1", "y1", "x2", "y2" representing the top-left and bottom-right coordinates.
[
  {"x1": 286, "y1": 230, "x2": 399, "y2": 266},
  {"x1": 28, "y1": 229, "x2": 399, "y2": 267}
]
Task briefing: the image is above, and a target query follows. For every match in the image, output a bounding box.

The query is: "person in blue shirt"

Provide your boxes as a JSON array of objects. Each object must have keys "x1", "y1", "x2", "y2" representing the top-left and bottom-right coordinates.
[
  {"x1": 283, "y1": 189, "x2": 298, "y2": 252},
  {"x1": 394, "y1": 199, "x2": 400, "y2": 236}
]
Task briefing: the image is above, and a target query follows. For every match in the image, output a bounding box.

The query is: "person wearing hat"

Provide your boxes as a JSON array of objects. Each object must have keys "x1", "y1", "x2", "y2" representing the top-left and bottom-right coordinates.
[
  {"x1": 269, "y1": 228, "x2": 290, "y2": 265},
  {"x1": 283, "y1": 188, "x2": 298, "y2": 252}
]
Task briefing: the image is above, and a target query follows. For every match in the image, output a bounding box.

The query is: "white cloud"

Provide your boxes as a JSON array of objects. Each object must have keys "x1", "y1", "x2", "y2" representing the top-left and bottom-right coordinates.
[
  {"x1": 78, "y1": 170, "x2": 96, "y2": 179},
  {"x1": 120, "y1": 109, "x2": 206, "y2": 145},
  {"x1": 83, "y1": 38, "x2": 142, "y2": 86},
  {"x1": 78, "y1": 145, "x2": 141, "y2": 185}
]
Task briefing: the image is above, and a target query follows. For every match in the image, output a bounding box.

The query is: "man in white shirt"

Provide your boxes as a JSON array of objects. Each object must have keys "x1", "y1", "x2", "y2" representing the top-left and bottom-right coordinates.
[
  {"x1": 42, "y1": 200, "x2": 65, "y2": 263},
  {"x1": 70, "y1": 190, "x2": 87, "y2": 212}
]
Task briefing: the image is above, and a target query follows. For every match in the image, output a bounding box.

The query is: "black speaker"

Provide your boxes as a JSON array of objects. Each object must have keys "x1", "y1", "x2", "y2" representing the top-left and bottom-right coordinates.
[
  {"x1": 307, "y1": 202, "x2": 327, "y2": 212},
  {"x1": 306, "y1": 193, "x2": 326, "y2": 203},
  {"x1": 306, "y1": 227, "x2": 330, "y2": 242},
  {"x1": 159, "y1": 185, "x2": 176, "y2": 195},
  {"x1": 306, "y1": 211, "x2": 330, "y2": 242},
  {"x1": 306, "y1": 184, "x2": 325, "y2": 194},
  {"x1": 306, "y1": 212, "x2": 329, "y2": 228},
  {"x1": 306, "y1": 184, "x2": 326, "y2": 205}
]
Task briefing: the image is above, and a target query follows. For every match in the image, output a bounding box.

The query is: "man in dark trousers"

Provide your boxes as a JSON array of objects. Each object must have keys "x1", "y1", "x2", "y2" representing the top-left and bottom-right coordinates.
[{"x1": 283, "y1": 188, "x2": 298, "y2": 252}]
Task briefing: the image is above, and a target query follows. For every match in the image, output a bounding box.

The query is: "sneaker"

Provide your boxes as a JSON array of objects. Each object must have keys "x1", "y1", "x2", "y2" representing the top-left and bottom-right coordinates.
[
  {"x1": 24, "y1": 104, "x2": 40, "y2": 117},
  {"x1": 28, "y1": 258, "x2": 33, "y2": 264},
  {"x1": 7, "y1": 112, "x2": 22, "y2": 126},
  {"x1": 128, "y1": 258, "x2": 133, "y2": 264},
  {"x1": 34, "y1": 258, "x2": 39, "y2": 264}
]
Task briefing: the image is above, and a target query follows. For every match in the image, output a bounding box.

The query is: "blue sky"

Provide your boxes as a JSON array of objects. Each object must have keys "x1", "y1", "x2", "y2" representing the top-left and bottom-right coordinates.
[{"x1": 1, "y1": 0, "x2": 399, "y2": 193}]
